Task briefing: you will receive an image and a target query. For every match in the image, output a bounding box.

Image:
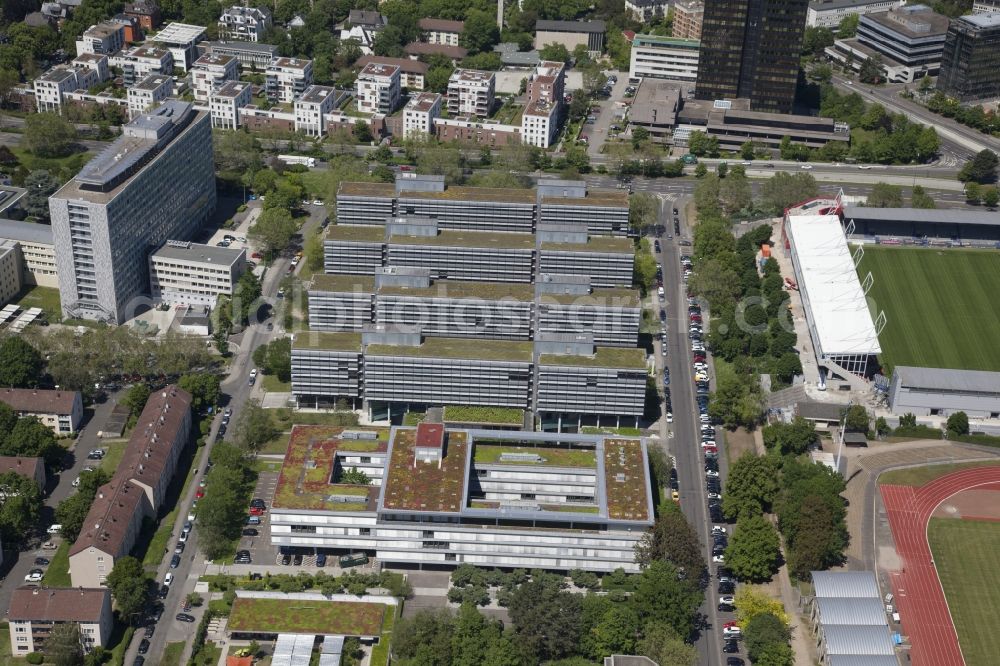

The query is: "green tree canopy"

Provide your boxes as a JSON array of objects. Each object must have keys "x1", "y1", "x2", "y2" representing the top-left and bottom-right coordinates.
[
  {"x1": 23, "y1": 170, "x2": 61, "y2": 222},
  {"x1": 0, "y1": 471, "x2": 42, "y2": 543},
  {"x1": 56, "y1": 468, "x2": 109, "y2": 542},
  {"x1": 946, "y1": 411, "x2": 969, "y2": 436},
  {"x1": 178, "y1": 373, "x2": 221, "y2": 412},
  {"x1": 722, "y1": 453, "x2": 780, "y2": 520},
  {"x1": 745, "y1": 612, "x2": 792, "y2": 663},
  {"x1": 725, "y1": 513, "x2": 782, "y2": 583},
  {"x1": 508, "y1": 579, "x2": 582, "y2": 661},
  {"x1": 634, "y1": 503, "x2": 705, "y2": 581},
  {"x1": 759, "y1": 171, "x2": 818, "y2": 214},
  {"x1": 24, "y1": 113, "x2": 76, "y2": 158},
  {"x1": 230, "y1": 399, "x2": 278, "y2": 453},
  {"x1": 46, "y1": 622, "x2": 83, "y2": 666},
  {"x1": 105, "y1": 557, "x2": 150, "y2": 624},
  {"x1": 866, "y1": 182, "x2": 904, "y2": 207},
  {"x1": 910, "y1": 184, "x2": 936, "y2": 209},
  {"x1": 0, "y1": 336, "x2": 43, "y2": 387},
  {"x1": 250, "y1": 207, "x2": 298, "y2": 258},
  {"x1": 630, "y1": 560, "x2": 703, "y2": 640},
  {"x1": 958, "y1": 149, "x2": 998, "y2": 184},
  {"x1": 460, "y1": 10, "x2": 500, "y2": 54},
  {"x1": 762, "y1": 417, "x2": 817, "y2": 457}
]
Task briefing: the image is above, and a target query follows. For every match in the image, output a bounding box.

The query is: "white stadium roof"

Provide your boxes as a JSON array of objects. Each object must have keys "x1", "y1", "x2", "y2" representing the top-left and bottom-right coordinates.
[{"x1": 785, "y1": 215, "x2": 881, "y2": 357}]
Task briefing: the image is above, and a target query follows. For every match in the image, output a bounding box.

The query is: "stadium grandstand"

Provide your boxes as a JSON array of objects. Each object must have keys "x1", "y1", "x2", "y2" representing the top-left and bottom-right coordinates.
[{"x1": 841, "y1": 206, "x2": 1000, "y2": 246}]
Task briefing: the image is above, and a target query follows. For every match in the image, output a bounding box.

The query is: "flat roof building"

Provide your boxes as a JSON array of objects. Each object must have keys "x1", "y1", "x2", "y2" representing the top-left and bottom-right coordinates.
[
  {"x1": 937, "y1": 12, "x2": 1000, "y2": 101},
  {"x1": 201, "y1": 40, "x2": 278, "y2": 69},
  {"x1": 840, "y1": 205, "x2": 1000, "y2": 242},
  {"x1": 112, "y1": 45, "x2": 173, "y2": 87},
  {"x1": 0, "y1": 218, "x2": 57, "y2": 288},
  {"x1": 149, "y1": 239, "x2": 246, "y2": 307},
  {"x1": 535, "y1": 20, "x2": 606, "y2": 56},
  {"x1": 0, "y1": 239, "x2": 21, "y2": 308},
  {"x1": 126, "y1": 72, "x2": 172, "y2": 118},
  {"x1": 403, "y1": 92, "x2": 442, "y2": 138},
  {"x1": 209, "y1": 79, "x2": 252, "y2": 130},
  {"x1": 807, "y1": 0, "x2": 903, "y2": 28},
  {"x1": 629, "y1": 35, "x2": 701, "y2": 83},
  {"x1": 356, "y1": 62, "x2": 400, "y2": 115},
  {"x1": 626, "y1": 0, "x2": 672, "y2": 22},
  {"x1": 0, "y1": 388, "x2": 83, "y2": 435},
  {"x1": 356, "y1": 55, "x2": 428, "y2": 90},
  {"x1": 447, "y1": 69, "x2": 495, "y2": 117},
  {"x1": 8, "y1": 588, "x2": 113, "y2": 655},
  {"x1": 404, "y1": 42, "x2": 468, "y2": 62},
  {"x1": 190, "y1": 53, "x2": 239, "y2": 102},
  {"x1": 266, "y1": 57, "x2": 313, "y2": 103},
  {"x1": 76, "y1": 22, "x2": 125, "y2": 57},
  {"x1": 672, "y1": 0, "x2": 705, "y2": 39},
  {"x1": 148, "y1": 22, "x2": 206, "y2": 70},
  {"x1": 218, "y1": 5, "x2": 272, "y2": 43},
  {"x1": 889, "y1": 366, "x2": 1000, "y2": 417}
]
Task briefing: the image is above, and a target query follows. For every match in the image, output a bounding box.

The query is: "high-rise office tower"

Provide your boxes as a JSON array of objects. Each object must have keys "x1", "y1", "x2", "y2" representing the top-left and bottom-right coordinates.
[
  {"x1": 938, "y1": 13, "x2": 1000, "y2": 101},
  {"x1": 49, "y1": 100, "x2": 215, "y2": 324},
  {"x1": 695, "y1": 0, "x2": 809, "y2": 113}
]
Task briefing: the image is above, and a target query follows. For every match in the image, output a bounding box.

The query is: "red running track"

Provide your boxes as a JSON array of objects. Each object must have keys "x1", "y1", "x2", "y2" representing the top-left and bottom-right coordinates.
[{"x1": 881, "y1": 466, "x2": 1000, "y2": 666}]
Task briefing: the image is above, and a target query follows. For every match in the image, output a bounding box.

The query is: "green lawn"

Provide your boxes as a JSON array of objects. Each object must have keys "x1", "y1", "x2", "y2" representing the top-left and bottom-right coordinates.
[
  {"x1": 928, "y1": 518, "x2": 1000, "y2": 666},
  {"x1": 41, "y1": 541, "x2": 70, "y2": 586},
  {"x1": 158, "y1": 642, "x2": 185, "y2": 666},
  {"x1": 259, "y1": 432, "x2": 291, "y2": 455},
  {"x1": 227, "y1": 598, "x2": 387, "y2": 635},
  {"x1": 0, "y1": 622, "x2": 16, "y2": 666},
  {"x1": 11, "y1": 147, "x2": 92, "y2": 175},
  {"x1": 369, "y1": 606, "x2": 396, "y2": 666},
  {"x1": 879, "y1": 461, "x2": 1000, "y2": 487},
  {"x1": 12, "y1": 285, "x2": 61, "y2": 323},
  {"x1": 858, "y1": 247, "x2": 1000, "y2": 373},
  {"x1": 261, "y1": 374, "x2": 291, "y2": 393},
  {"x1": 99, "y1": 439, "x2": 129, "y2": 475}
]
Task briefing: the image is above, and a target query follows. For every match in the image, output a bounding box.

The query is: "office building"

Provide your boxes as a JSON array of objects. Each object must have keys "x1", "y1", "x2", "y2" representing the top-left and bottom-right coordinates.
[
  {"x1": 190, "y1": 53, "x2": 239, "y2": 102},
  {"x1": 672, "y1": 0, "x2": 705, "y2": 39},
  {"x1": 696, "y1": 0, "x2": 809, "y2": 113},
  {"x1": 534, "y1": 20, "x2": 606, "y2": 57},
  {"x1": 266, "y1": 57, "x2": 313, "y2": 103},
  {"x1": 447, "y1": 69, "x2": 495, "y2": 117},
  {"x1": 70, "y1": 386, "x2": 191, "y2": 587},
  {"x1": 937, "y1": 13, "x2": 1000, "y2": 101},
  {"x1": 149, "y1": 240, "x2": 246, "y2": 307},
  {"x1": 290, "y1": 333, "x2": 364, "y2": 405},
  {"x1": 419, "y1": 18, "x2": 464, "y2": 45},
  {"x1": 0, "y1": 218, "x2": 58, "y2": 288},
  {"x1": 403, "y1": 92, "x2": 442, "y2": 138},
  {"x1": 628, "y1": 81, "x2": 682, "y2": 142},
  {"x1": 539, "y1": 238, "x2": 635, "y2": 288},
  {"x1": 112, "y1": 45, "x2": 173, "y2": 87},
  {"x1": 126, "y1": 73, "x2": 172, "y2": 118},
  {"x1": 0, "y1": 240, "x2": 21, "y2": 306},
  {"x1": 218, "y1": 5, "x2": 272, "y2": 42},
  {"x1": 295, "y1": 85, "x2": 341, "y2": 137},
  {"x1": 209, "y1": 80, "x2": 252, "y2": 129},
  {"x1": 269, "y1": 425, "x2": 654, "y2": 572},
  {"x1": 148, "y1": 22, "x2": 206, "y2": 70},
  {"x1": 202, "y1": 41, "x2": 279, "y2": 69},
  {"x1": 125, "y1": 0, "x2": 162, "y2": 31},
  {"x1": 626, "y1": 0, "x2": 671, "y2": 22},
  {"x1": 678, "y1": 97, "x2": 851, "y2": 149},
  {"x1": 49, "y1": 101, "x2": 216, "y2": 324},
  {"x1": 76, "y1": 22, "x2": 125, "y2": 57},
  {"x1": 8, "y1": 588, "x2": 113, "y2": 654},
  {"x1": 356, "y1": 55, "x2": 428, "y2": 90},
  {"x1": 307, "y1": 275, "x2": 375, "y2": 331},
  {"x1": 537, "y1": 347, "x2": 648, "y2": 425},
  {"x1": 0, "y1": 388, "x2": 83, "y2": 434},
  {"x1": 356, "y1": 62, "x2": 401, "y2": 114},
  {"x1": 629, "y1": 35, "x2": 701, "y2": 82},
  {"x1": 807, "y1": 0, "x2": 903, "y2": 28},
  {"x1": 537, "y1": 290, "x2": 641, "y2": 346}
]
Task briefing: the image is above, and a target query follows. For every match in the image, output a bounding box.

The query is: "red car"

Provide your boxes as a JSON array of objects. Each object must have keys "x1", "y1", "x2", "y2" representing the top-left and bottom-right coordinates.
[
  {"x1": 249, "y1": 506, "x2": 264, "y2": 516},
  {"x1": 195, "y1": 489, "x2": 205, "y2": 499}
]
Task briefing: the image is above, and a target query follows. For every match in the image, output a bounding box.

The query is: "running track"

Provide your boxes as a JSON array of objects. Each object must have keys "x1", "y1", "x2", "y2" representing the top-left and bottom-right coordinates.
[{"x1": 881, "y1": 466, "x2": 1000, "y2": 666}]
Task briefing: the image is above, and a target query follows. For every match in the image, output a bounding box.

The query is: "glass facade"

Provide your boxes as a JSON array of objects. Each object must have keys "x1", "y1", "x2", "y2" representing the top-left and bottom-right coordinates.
[{"x1": 938, "y1": 17, "x2": 1000, "y2": 101}]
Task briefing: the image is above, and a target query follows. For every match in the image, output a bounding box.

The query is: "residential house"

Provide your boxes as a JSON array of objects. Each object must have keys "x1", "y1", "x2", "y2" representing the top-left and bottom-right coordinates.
[
  {"x1": 8, "y1": 588, "x2": 113, "y2": 654},
  {"x1": 0, "y1": 388, "x2": 83, "y2": 435}
]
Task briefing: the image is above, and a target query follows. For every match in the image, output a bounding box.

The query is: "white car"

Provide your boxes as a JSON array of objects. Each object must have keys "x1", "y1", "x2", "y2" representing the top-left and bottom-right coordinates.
[
  {"x1": 700, "y1": 414, "x2": 711, "y2": 423},
  {"x1": 24, "y1": 571, "x2": 43, "y2": 583},
  {"x1": 47, "y1": 524, "x2": 62, "y2": 534},
  {"x1": 72, "y1": 477, "x2": 81, "y2": 487},
  {"x1": 657, "y1": 286, "x2": 665, "y2": 297},
  {"x1": 706, "y1": 469, "x2": 720, "y2": 478},
  {"x1": 666, "y1": 412, "x2": 673, "y2": 423},
  {"x1": 723, "y1": 625, "x2": 742, "y2": 639},
  {"x1": 800, "y1": 164, "x2": 813, "y2": 170},
  {"x1": 249, "y1": 368, "x2": 258, "y2": 380},
  {"x1": 713, "y1": 554, "x2": 726, "y2": 564},
  {"x1": 312, "y1": 200, "x2": 323, "y2": 206},
  {"x1": 164, "y1": 573, "x2": 174, "y2": 586},
  {"x1": 178, "y1": 531, "x2": 189, "y2": 543},
  {"x1": 707, "y1": 492, "x2": 721, "y2": 500},
  {"x1": 858, "y1": 164, "x2": 872, "y2": 170},
  {"x1": 712, "y1": 526, "x2": 727, "y2": 535},
  {"x1": 719, "y1": 595, "x2": 735, "y2": 605}
]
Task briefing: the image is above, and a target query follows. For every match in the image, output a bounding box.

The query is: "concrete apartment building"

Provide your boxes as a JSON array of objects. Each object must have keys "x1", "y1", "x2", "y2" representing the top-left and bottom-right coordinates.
[
  {"x1": 535, "y1": 20, "x2": 606, "y2": 56},
  {"x1": 49, "y1": 101, "x2": 216, "y2": 324},
  {"x1": 126, "y1": 73, "x2": 172, "y2": 118},
  {"x1": 72, "y1": 53, "x2": 111, "y2": 84},
  {"x1": 76, "y1": 22, "x2": 125, "y2": 56},
  {"x1": 268, "y1": 425, "x2": 654, "y2": 572},
  {"x1": 0, "y1": 218, "x2": 58, "y2": 288},
  {"x1": 190, "y1": 53, "x2": 239, "y2": 102},
  {"x1": 626, "y1": 0, "x2": 671, "y2": 22},
  {"x1": 8, "y1": 588, "x2": 113, "y2": 655},
  {"x1": 672, "y1": 0, "x2": 704, "y2": 39},
  {"x1": 33, "y1": 66, "x2": 98, "y2": 113},
  {"x1": 266, "y1": 57, "x2": 313, "y2": 103},
  {"x1": 807, "y1": 0, "x2": 903, "y2": 27},
  {"x1": 202, "y1": 41, "x2": 279, "y2": 69},
  {"x1": 447, "y1": 69, "x2": 495, "y2": 117},
  {"x1": 522, "y1": 60, "x2": 565, "y2": 148},
  {"x1": 124, "y1": 0, "x2": 161, "y2": 31},
  {"x1": 218, "y1": 5, "x2": 272, "y2": 42},
  {"x1": 69, "y1": 386, "x2": 191, "y2": 587},
  {"x1": 295, "y1": 85, "x2": 340, "y2": 137},
  {"x1": 149, "y1": 240, "x2": 247, "y2": 307},
  {"x1": 937, "y1": 12, "x2": 1000, "y2": 101},
  {"x1": 148, "y1": 22, "x2": 205, "y2": 70},
  {"x1": 0, "y1": 240, "x2": 21, "y2": 306},
  {"x1": 629, "y1": 34, "x2": 701, "y2": 82},
  {"x1": 356, "y1": 62, "x2": 401, "y2": 114},
  {"x1": 0, "y1": 456, "x2": 46, "y2": 489},
  {"x1": 210, "y1": 80, "x2": 252, "y2": 129},
  {"x1": 356, "y1": 55, "x2": 428, "y2": 90},
  {"x1": 112, "y1": 45, "x2": 174, "y2": 86},
  {"x1": 0, "y1": 388, "x2": 83, "y2": 434},
  {"x1": 419, "y1": 18, "x2": 464, "y2": 45},
  {"x1": 403, "y1": 92, "x2": 442, "y2": 138}
]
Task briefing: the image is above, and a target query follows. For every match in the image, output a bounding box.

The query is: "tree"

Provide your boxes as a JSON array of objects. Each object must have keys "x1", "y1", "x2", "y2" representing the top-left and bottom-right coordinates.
[
  {"x1": 56, "y1": 469, "x2": 109, "y2": 542},
  {"x1": 231, "y1": 271, "x2": 262, "y2": 326},
  {"x1": 509, "y1": 580, "x2": 582, "y2": 661},
  {"x1": 46, "y1": 623, "x2": 83, "y2": 666},
  {"x1": 773, "y1": 352, "x2": 802, "y2": 384},
  {"x1": 858, "y1": 55, "x2": 884, "y2": 84},
  {"x1": 734, "y1": 586, "x2": 789, "y2": 627},
  {"x1": 392, "y1": 609, "x2": 453, "y2": 664},
  {"x1": 22, "y1": 169, "x2": 60, "y2": 222},
  {"x1": 105, "y1": 557, "x2": 150, "y2": 624},
  {"x1": 588, "y1": 605, "x2": 640, "y2": 659},
  {"x1": 866, "y1": 182, "x2": 903, "y2": 207},
  {"x1": 629, "y1": 192, "x2": 657, "y2": 234},
  {"x1": 722, "y1": 454, "x2": 780, "y2": 520},
  {"x1": 839, "y1": 14, "x2": 860, "y2": 37},
  {"x1": 638, "y1": 622, "x2": 697, "y2": 666},
  {"x1": 249, "y1": 207, "x2": 297, "y2": 258},
  {"x1": 693, "y1": 162, "x2": 708, "y2": 178},
  {"x1": 687, "y1": 131, "x2": 719, "y2": 157},
  {"x1": 760, "y1": 172, "x2": 818, "y2": 214},
  {"x1": 263, "y1": 179, "x2": 303, "y2": 211},
  {"x1": 785, "y1": 495, "x2": 847, "y2": 578},
  {"x1": 581, "y1": 63, "x2": 608, "y2": 97},
  {"x1": 630, "y1": 560, "x2": 703, "y2": 640},
  {"x1": 197, "y1": 444, "x2": 255, "y2": 558},
  {"x1": 753, "y1": 641, "x2": 795, "y2": 666},
  {"x1": 2, "y1": 415, "x2": 62, "y2": 465},
  {"x1": 230, "y1": 399, "x2": 277, "y2": 453},
  {"x1": 122, "y1": 383, "x2": 151, "y2": 418},
  {"x1": 352, "y1": 120, "x2": 373, "y2": 143},
  {"x1": 762, "y1": 417, "x2": 817, "y2": 457},
  {"x1": 801, "y1": 27, "x2": 835, "y2": 56},
  {"x1": 23, "y1": 113, "x2": 76, "y2": 158},
  {"x1": 253, "y1": 337, "x2": 291, "y2": 381},
  {"x1": 538, "y1": 43, "x2": 571, "y2": 63},
  {"x1": 214, "y1": 130, "x2": 263, "y2": 178},
  {"x1": 843, "y1": 405, "x2": 869, "y2": 432},
  {"x1": 958, "y1": 149, "x2": 998, "y2": 184},
  {"x1": 340, "y1": 466, "x2": 371, "y2": 485},
  {"x1": 460, "y1": 10, "x2": 500, "y2": 54},
  {"x1": 910, "y1": 185, "x2": 936, "y2": 209},
  {"x1": 0, "y1": 336, "x2": 43, "y2": 387},
  {"x1": 966, "y1": 181, "x2": 983, "y2": 204},
  {"x1": 744, "y1": 612, "x2": 791, "y2": 663},
  {"x1": 725, "y1": 513, "x2": 781, "y2": 583},
  {"x1": 634, "y1": 503, "x2": 705, "y2": 579},
  {"x1": 983, "y1": 186, "x2": 1000, "y2": 208},
  {"x1": 633, "y1": 244, "x2": 658, "y2": 292},
  {"x1": 719, "y1": 171, "x2": 752, "y2": 214},
  {"x1": 740, "y1": 141, "x2": 755, "y2": 160},
  {"x1": 178, "y1": 373, "x2": 221, "y2": 412},
  {"x1": 0, "y1": 471, "x2": 42, "y2": 543},
  {"x1": 946, "y1": 411, "x2": 969, "y2": 437}
]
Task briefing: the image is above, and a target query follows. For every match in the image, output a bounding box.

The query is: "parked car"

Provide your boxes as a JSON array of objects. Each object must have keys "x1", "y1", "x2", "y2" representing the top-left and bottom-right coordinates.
[
  {"x1": 157, "y1": 585, "x2": 169, "y2": 600},
  {"x1": 242, "y1": 528, "x2": 259, "y2": 537},
  {"x1": 33, "y1": 557, "x2": 49, "y2": 566},
  {"x1": 174, "y1": 542, "x2": 185, "y2": 554},
  {"x1": 138, "y1": 640, "x2": 150, "y2": 655},
  {"x1": 24, "y1": 570, "x2": 43, "y2": 583},
  {"x1": 47, "y1": 524, "x2": 62, "y2": 534},
  {"x1": 315, "y1": 553, "x2": 327, "y2": 567},
  {"x1": 175, "y1": 614, "x2": 196, "y2": 623},
  {"x1": 169, "y1": 554, "x2": 181, "y2": 569}
]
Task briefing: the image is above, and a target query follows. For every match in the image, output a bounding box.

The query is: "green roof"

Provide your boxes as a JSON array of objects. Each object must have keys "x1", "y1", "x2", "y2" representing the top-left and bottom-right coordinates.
[
  {"x1": 399, "y1": 185, "x2": 536, "y2": 204},
  {"x1": 633, "y1": 34, "x2": 701, "y2": 49},
  {"x1": 292, "y1": 332, "x2": 363, "y2": 352},
  {"x1": 379, "y1": 280, "x2": 535, "y2": 301},
  {"x1": 338, "y1": 181, "x2": 396, "y2": 197},
  {"x1": 443, "y1": 405, "x2": 525, "y2": 425},
  {"x1": 367, "y1": 337, "x2": 534, "y2": 362},
  {"x1": 541, "y1": 236, "x2": 634, "y2": 253},
  {"x1": 540, "y1": 191, "x2": 629, "y2": 207},
  {"x1": 603, "y1": 438, "x2": 650, "y2": 521},
  {"x1": 325, "y1": 225, "x2": 386, "y2": 243},
  {"x1": 390, "y1": 230, "x2": 536, "y2": 250},
  {"x1": 473, "y1": 444, "x2": 597, "y2": 468},
  {"x1": 541, "y1": 288, "x2": 641, "y2": 308},
  {"x1": 310, "y1": 274, "x2": 375, "y2": 293},
  {"x1": 539, "y1": 346, "x2": 647, "y2": 369},
  {"x1": 382, "y1": 428, "x2": 469, "y2": 513},
  {"x1": 228, "y1": 597, "x2": 387, "y2": 635}
]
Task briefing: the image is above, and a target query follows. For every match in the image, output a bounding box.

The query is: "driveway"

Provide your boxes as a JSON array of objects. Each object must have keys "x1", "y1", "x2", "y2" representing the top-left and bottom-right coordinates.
[{"x1": 584, "y1": 73, "x2": 630, "y2": 158}]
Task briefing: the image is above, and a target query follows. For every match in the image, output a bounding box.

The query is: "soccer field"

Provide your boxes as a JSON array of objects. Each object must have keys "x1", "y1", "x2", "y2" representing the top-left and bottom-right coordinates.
[
  {"x1": 857, "y1": 247, "x2": 1000, "y2": 373},
  {"x1": 928, "y1": 518, "x2": 1000, "y2": 666}
]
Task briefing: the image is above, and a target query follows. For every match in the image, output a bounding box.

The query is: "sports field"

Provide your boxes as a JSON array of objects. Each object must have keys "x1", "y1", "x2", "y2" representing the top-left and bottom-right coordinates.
[
  {"x1": 927, "y1": 518, "x2": 1000, "y2": 666},
  {"x1": 858, "y1": 247, "x2": 1000, "y2": 373}
]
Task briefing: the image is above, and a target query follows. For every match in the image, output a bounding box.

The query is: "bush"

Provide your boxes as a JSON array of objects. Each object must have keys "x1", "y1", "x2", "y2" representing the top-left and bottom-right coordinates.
[
  {"x1": 26, "y1": 653, "x2": 44, "y2": 664},
  {"x1": 892, "y1": 425, "x2": 942, "y2": 439}
]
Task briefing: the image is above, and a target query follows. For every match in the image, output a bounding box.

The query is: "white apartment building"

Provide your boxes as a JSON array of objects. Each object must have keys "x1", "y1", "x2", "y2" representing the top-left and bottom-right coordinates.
[
  {"x1": 629, "y1": 34, "x2": 701, "y2": 82},
  {"x1": 148, "y1": 22, "x2": 206, "y2": 70},
  {"x1": 149, "y1": 240, "x2": 246, "y2": 307},
  {"x1": 418, "y1": 18, "x2": 464, "y2": 45},
  {"x1": 294, "y1": 85, "x2": 340, "y2": 137},
  {"x1": 112, "y1": 45, "x2": 174, "y2": 86},
  {"x1": 521, "y1": 61, "x2": 565, "y2": 148},
  {"x1": 33, "y1": 66, "x2": 96, "y2": 113},
  {"x1": 0, "y1": 219, "x2": 58, "y2": 288},
  {"x1": 218, "y1": 5, "x2": 272, "y2": 42},
  {"x1": 266, "y1": 57, "x2": 314, "y2": 103},
  {"x1": 210, "y1": 80, "x2": 252, "y2": 129},
  {"x1": 190, "y1": 53, "x2": 239, "y2": 102},
  {"x1": 8, "y1": 588, "x2": 113, "y2": 655},
  {"x1": 127, "y1": 73, "x2": 172, "y2": 119},
  {"x1": 72, "y1": 53, "x2": 110, "y2": 83},
  {"x1": 403, "y1": 92, "x2": 442, "y2": 138},
  {"x1": 356, "y1": 62, "x2": 401, "y2": 114},
  {"x1": 447, "y1": 68, "x2": 495, "y2": 117},
  {"x1": 75, "y1": 22, "x2": 125, "y2": 56},
  {"x1": 807, "y1": 0, "x2": 904, "y2": 27}
]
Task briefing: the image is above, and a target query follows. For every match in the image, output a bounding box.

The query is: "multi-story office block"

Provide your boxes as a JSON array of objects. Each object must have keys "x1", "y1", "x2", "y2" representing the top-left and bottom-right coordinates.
[
  {"x1": 403, "y1": 92, "x2": 441, "y2": 137},
  {"x1": 295, "y1": 85, "x2": 341, "y2": 137},
  {"x1": 190, "y1": 53, "x2": 238, "y2": 102},
  {"x1": 308, "y1": 274, "x2": 375, "y2": 331},
  {"x1": 334, "y1": 182, "x2": 396, "y2": 227},
  {"x1": 672, "y1": 0, "x2": 705, "y2": 39},
  {"x1": 536, "y1": 348, "x2": 648, "y2": 425},
  {"x1": 209, "y1": 80, "x2": 252, "y2": 129},
  {"x1": 539, "y1": 191, "x2": 631, "y2": 236},
  {"x1": 629, "y1": 35, "x2": 701, "y2": 82},
  {"x1": 807, "y1": 0, "x2": 902, "y2": 28},
  {"x1": 398, "y1": 188, "x2": 535, "y2": 233},
  {"x1": 696, "y1": 0, "x2": 809, "y2": 113},
  {"x1": 937, "y1": 12, "x2": 1000, "y2": 100},
  {"x1": 112, "y1": 45, "x2": 173, "y2": 86},
  {"x1": 419, "y1": 18, "x2": 464, "y2": 45},
  {"x1": 202, "y1": 41, "x2": 278, "y2": 69},
  {"x1": 539, "y1": 238, "x2": 635, "y2": 288},
  {"x1": 76, "y1": 22, "x2": 125, "y2": 56},
  {"x1": 266, "y1": 57, "x2": 313, "y2": 103},
  {"x1": 323, "y1": 225, "x2": 386, "y2": 274},
  {"x1": 538, "y1": 289, "x2": 641, "y2": 347},
  {"x1": 447, "y1": 69, "x2": 495, "y2": 117},
  {"x1": 356, "y1": 62, "x2": 401, "y2": 114},
  {"x1": 72, "y1": 53, "x2": 111, "y2": 83},
  {"x1": 387, "y1": 231, "x2": 537, "y2": 282},
  {"x1": 290, "y1": 333, "x2": 363, "y2": 406},
  {"x1": 269, "y1": 425, "x2": 654, "y2": 572},
  {"x1": 49, "y1": 101, "x2": 216, "y2": 324},
  {"x1": 149, "y1": 240, "x2": 246, "y2": 307},
  {"x1": 126, "y1": 73, "x2": 172, "y2": 118},
  {"x1": 148, "y1": 22, "x2": 205, "y2": 71},
  {"x1": 218, "y1": 5, "x2": 272, "y2": 42}
]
